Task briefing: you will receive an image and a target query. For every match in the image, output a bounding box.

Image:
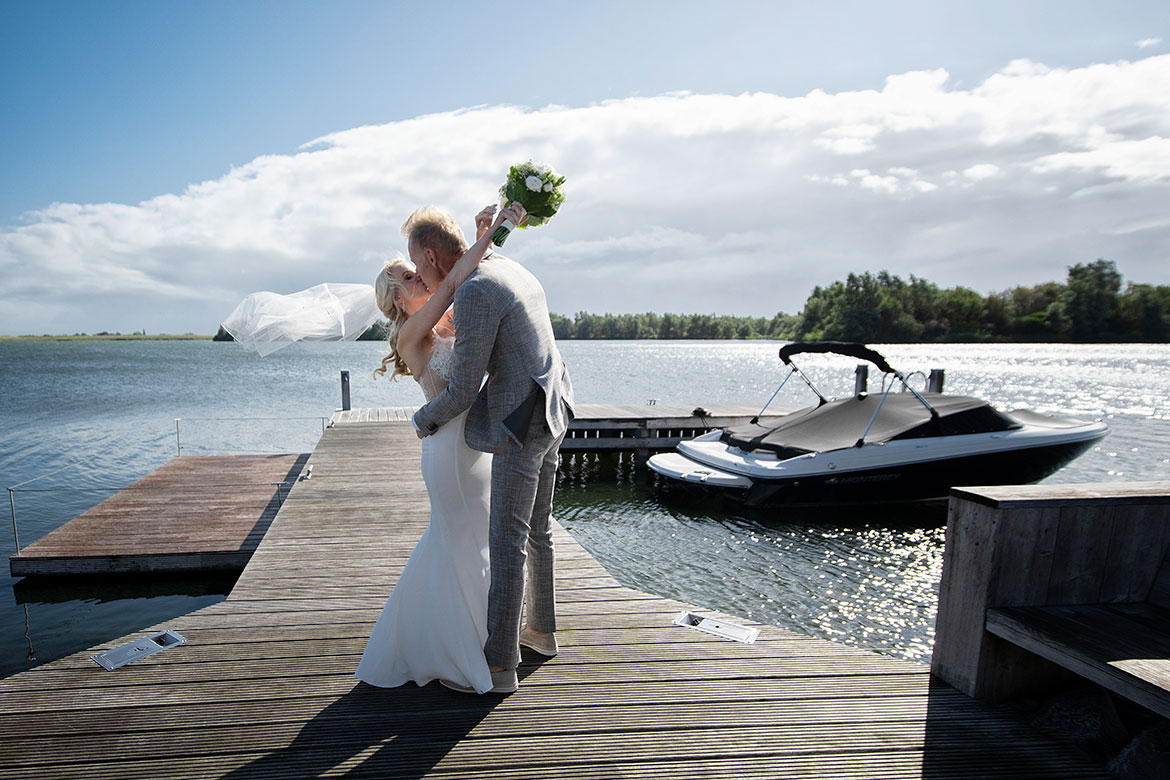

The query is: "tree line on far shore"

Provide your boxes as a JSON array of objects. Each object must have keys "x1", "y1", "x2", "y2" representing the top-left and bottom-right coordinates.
[
  {"x1": 539, "y1": 259, "x2": 1167, "y2": 342},
  {"x1": 213, "y1": 259, "x2": 1168, "y2": 344},
  {"x1": 791, "y1": 259, "x2": 1167, "y2": 343}
]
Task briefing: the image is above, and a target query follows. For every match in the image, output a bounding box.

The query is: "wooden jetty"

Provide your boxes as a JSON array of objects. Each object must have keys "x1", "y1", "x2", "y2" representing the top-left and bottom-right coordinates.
[
  {"x1": 8, "y1": 406, "x2": 782, "y2": 579},
  {"x1": 0, "y1": 417, "x2": 1109, "y2": 779},
  {"x1": 332, "y1": 402, "x2": 794, "y2": 455},
  {"x1": 9, "y1": 454, "x2": 308, "y2": 577}
]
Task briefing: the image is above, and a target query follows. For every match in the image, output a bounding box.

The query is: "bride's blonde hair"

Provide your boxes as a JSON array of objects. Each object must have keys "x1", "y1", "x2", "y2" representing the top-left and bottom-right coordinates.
[{"x1": 373, "y1": 259, "x2": 413, "y2": 381}]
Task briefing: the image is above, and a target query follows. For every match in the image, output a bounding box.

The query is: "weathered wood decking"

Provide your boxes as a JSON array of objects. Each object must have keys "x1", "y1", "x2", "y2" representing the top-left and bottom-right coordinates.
[
  {"x1": 933, "y1": 482, "x2": 1170, "y2": 718},
  {"x1": 0, "y1": 421, "x2": 1109, "y2": 779},
  {"x1": 9, "y1": 454, "x2": 308, "y2": 577}
]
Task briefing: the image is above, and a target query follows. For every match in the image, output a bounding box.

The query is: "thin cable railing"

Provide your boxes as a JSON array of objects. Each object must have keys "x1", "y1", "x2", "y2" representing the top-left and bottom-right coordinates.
[
  {"x1": 173, "y1": 416, "x2": 329, "y2": 456},
  {"x1": 6, "y1": 465, "x2": 82, "y2": 552}
]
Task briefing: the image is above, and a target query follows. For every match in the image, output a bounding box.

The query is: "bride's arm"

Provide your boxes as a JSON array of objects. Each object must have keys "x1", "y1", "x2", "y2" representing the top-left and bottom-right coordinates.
[{"x1": 398, "y1": 203, "x2": 524, "y2": 343}]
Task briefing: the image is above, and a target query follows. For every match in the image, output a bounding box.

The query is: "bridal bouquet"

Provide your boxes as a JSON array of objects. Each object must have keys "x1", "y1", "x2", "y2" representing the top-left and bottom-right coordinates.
[{"x1": 492, "y1": 161, "x2": 566, "y2": 246}]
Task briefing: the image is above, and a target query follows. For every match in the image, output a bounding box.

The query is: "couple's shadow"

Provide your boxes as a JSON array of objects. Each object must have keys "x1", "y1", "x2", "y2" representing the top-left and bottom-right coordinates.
[{"x1": 217, "y1": 662, "x2": 544, "y2": 780}]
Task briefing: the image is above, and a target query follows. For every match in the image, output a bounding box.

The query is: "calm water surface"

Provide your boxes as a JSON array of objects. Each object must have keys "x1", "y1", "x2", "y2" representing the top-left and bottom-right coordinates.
[{"x1": 1, "y1": 340, "x2": 1168, "y2": 676}]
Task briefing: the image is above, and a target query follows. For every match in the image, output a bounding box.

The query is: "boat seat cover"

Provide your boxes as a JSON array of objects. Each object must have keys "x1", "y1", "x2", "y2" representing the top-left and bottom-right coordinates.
[
  {"x1": 1002, "y1": 408, "x2": 1092, "y2": 429},
  {"x1": 720, "y1": 393, "x2": 1020, "y2": 458}
]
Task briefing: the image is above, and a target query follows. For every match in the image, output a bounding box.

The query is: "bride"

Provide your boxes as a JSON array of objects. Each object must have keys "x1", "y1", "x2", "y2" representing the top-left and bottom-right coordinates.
[{"x1": 353, "y1": 202, "x2": 523, "y2": 693}]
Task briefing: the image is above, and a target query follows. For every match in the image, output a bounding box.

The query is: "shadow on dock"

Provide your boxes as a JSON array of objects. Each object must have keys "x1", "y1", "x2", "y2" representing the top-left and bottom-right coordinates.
[{"x1": 216, "y1": 682, "x2": 501, "y2": 780}]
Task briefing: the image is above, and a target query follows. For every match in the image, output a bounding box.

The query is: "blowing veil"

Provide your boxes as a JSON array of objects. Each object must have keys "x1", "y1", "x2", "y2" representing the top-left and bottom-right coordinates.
[{"x1": 221, "y1": 283, "x2": 381, "y2": 357}]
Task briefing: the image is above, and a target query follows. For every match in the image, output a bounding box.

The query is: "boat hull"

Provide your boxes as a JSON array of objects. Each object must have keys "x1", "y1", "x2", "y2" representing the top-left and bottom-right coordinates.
[{"x1": 649, "y1": 436, "x2": 1102, "y2": 507}]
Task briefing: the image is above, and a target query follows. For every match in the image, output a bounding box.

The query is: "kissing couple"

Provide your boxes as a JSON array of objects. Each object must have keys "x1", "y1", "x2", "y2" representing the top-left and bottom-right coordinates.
[{"x1": 354, "y1": 201, "x2": 575, "y2": 694}]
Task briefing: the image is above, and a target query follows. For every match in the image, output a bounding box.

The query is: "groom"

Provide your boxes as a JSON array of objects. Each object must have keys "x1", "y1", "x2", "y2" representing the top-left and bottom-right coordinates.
[{"x1": 406, "y1": 205, "x2": 574, "y2": 694}]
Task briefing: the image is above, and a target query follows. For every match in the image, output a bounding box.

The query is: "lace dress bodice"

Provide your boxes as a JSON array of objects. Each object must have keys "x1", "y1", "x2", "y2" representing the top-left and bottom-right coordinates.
[{"x1": 418, "y1": 335, "x2": 455, "y2": 402}]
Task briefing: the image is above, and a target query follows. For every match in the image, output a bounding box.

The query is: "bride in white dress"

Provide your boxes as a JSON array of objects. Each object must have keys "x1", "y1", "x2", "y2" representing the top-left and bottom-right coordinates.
[{"x1": 354, "y1": 203, "x2": 523, "y2": 694}]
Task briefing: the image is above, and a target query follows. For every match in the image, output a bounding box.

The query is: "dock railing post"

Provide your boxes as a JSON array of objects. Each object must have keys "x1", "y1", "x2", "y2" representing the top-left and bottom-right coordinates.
[
  {"x1": 9, "y1": 487, "x2": 19, "y2": 553},
  {"x1": 174, "y1": 418, "x2": 182, "y2": 457},
  {"x1": 928, "y1": 369, "x2": 945, "y2": 393},
  {"x1": 340, "y1": 371, "x2": 351, "y2": 411},
  {"x1": 635, "y1": 423, "x2": 650, "y2": 465}
]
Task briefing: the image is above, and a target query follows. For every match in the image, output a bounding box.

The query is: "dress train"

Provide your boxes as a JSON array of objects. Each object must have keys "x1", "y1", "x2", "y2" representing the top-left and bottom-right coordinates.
[{"x1": 354, "y1": 409, "x2": 493, "y2": 693}]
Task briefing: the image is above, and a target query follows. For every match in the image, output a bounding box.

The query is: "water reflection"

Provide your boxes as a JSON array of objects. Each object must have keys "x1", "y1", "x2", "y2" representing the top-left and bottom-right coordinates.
[
  {"x1": 553, "y1": 342, "x2": 1170, "y2": 667},
  {"x1": 2, "y1": 572, "x2": 235, "y2": 678},
  {"x1": 558, "y1": 452, "x2": 947, "y2": 664},
  {"x1": 12, "y1": 570, "x2": 237, "y2": 605}
]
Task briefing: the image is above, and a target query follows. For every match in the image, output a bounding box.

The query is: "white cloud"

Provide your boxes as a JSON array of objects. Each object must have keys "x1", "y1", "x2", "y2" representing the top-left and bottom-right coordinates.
[
  {"x1": 3, "y1": 55, "x2": 1170, "y2": 334},
  {"x1": 963, "y1": 163, "x2": 1001, "y2": 181},
  {"x1": 840, "y1": 167, "x2": 939, "y2": 195},
  {"x1": 1137, "y1": 38, "x2": 1163, "y2": 49},
  {"x1": 1032, "y1": 136, "x2": 1170, "y2": 184},
  {"x1": 814, "y1": 135, "x2": 876, "y2": 155},
  {"x1": 814, "y1": 123, "x2": 882, "y2": 155}
]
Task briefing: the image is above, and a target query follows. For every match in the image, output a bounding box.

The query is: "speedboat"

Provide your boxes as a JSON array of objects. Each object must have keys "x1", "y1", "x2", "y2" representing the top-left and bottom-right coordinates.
[{"x1": 648, "y1": 342, "x2": 1108, "y2": 506}]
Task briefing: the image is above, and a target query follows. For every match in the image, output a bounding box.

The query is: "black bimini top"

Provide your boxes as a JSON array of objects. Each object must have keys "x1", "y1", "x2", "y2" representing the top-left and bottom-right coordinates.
[{"x1": 721, "y1": 393, "x2": 1021, "y2": 459}]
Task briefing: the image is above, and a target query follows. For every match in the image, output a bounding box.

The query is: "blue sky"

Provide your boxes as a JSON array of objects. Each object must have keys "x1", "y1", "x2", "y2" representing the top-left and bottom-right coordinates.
[{"x1": 1, "y1": 1, "x2": 1168, "y2": 334}]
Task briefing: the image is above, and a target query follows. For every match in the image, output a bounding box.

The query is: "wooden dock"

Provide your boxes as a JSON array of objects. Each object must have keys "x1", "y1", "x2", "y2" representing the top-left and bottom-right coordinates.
[
  {"x1": 7, "y1": 405, "x2": 783, "y2": 579},
  {"x1": 0, "y1": 418, "x2": 1110, "y2": 779},
  {"x1": 9, "y1": 454, "x2": 308, "y2": 577},
  {"x1": 332, "y1": 402, "x2": 794, "y2": 454}
]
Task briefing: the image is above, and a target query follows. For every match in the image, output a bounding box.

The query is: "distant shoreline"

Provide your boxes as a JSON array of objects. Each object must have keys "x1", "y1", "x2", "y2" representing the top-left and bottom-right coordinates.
[{"x1": 0, "y1": 334, "x2": 212, "y2": 342}]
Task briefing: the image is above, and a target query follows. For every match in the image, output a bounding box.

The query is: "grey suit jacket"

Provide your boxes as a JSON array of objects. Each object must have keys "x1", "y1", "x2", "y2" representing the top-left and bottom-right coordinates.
[{"x1": 413, "y1": 253, "x2": 574, "y2": 453}]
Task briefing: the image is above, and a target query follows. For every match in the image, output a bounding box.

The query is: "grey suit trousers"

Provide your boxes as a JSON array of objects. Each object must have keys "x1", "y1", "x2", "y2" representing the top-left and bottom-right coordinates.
[{"x1": 483, "y1": 403, "x2": 566, "y2": 671}]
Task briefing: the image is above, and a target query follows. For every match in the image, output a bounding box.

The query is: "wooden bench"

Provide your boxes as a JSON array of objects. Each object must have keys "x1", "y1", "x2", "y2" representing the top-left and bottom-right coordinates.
[{"x1": 931, "y1": 482, "x2": 1170, "y2": 719}]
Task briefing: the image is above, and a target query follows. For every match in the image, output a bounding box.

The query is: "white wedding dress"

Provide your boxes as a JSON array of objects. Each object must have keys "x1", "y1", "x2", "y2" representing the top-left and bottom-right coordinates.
[{"x1": 354, "y1": 335, "x2": 495, "y2": 693}]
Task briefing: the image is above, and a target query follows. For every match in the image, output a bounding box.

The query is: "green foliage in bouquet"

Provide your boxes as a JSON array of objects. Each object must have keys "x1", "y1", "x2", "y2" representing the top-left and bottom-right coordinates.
[
  {"x1": 493, "y1": 161, "x2": 565, "y2": 245},
  {"x1": 501, "y1": 161, "x2": 566, "y2": 224}
]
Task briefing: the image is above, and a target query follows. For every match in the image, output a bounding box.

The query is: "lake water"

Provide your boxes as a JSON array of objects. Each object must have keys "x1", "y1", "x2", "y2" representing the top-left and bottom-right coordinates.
[{"x1": 1, "y1": 339, "x2": 1168, "y2": 678}]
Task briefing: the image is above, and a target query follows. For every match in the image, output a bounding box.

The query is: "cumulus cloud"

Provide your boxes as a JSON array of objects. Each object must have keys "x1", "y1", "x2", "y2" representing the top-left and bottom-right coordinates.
[
  {"x1": 2, "y1": 55, "x2": 1170, "y2": 334},
  {"x1": 1032, "y1": 136, "x2": 1170, "y2": 184},
  {"x1": 962, "y1": 163, "x2": 1000, "y2": 181}
]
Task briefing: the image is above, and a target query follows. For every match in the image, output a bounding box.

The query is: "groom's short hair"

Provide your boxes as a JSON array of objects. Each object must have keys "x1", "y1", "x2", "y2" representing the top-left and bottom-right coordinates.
[{"x1": 401, "y1": 206, "x2": 468, "y2": 275}]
